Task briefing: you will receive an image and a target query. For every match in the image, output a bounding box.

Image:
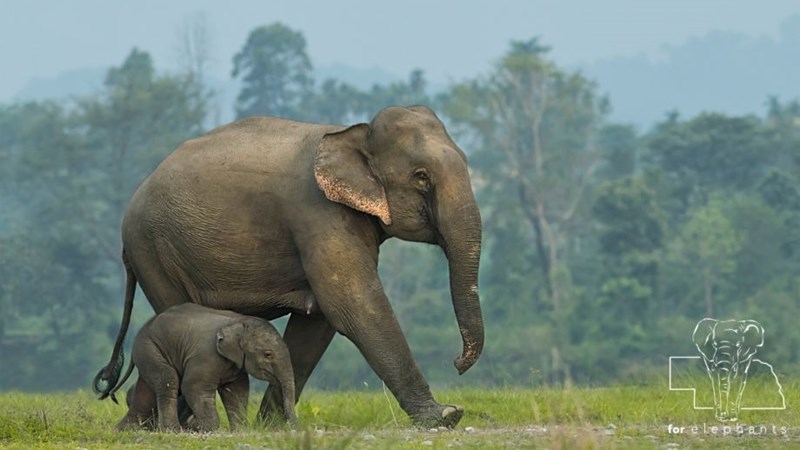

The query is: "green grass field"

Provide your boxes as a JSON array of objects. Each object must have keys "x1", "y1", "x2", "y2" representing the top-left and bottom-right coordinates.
[{"x1": 0, "y1": 383, "x2": 797, "y2": 449}]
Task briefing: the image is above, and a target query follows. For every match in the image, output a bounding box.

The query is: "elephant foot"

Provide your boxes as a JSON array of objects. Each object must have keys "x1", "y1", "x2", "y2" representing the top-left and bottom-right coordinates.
[
  {"x1": 257, "y1": 395, "x2": 290, "y2": 428},
  {"x1": 115, "y1": 419, "x2": 140, "y2": 432},
  {"x1": 115, "y1": 414, "x2": 154, "y2": 431},
  {"x1": 256, "y1": 410, "x2": 285, "y2": 428},
  {"x1": 410, "y1": 403, "x2": 464, "y2": 429}
]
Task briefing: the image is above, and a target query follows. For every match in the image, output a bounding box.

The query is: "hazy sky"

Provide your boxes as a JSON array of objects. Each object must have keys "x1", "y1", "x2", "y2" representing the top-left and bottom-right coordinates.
[{"x1": 3, "y1": 0, "x2": 800, "y2": 102}]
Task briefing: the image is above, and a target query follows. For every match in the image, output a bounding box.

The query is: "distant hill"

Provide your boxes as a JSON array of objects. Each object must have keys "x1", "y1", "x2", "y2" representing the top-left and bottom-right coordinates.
[
  {"x1": 13, "y1": 67, "x2": 106, "y2": 102},
  {"x1": 580, "y1": 15, "x2": 800, "y2": 129}
]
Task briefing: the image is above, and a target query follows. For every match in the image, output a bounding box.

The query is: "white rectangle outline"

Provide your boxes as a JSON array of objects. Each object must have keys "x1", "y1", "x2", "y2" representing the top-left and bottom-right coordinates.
[{"x1": 668, "y1": 356, "x2": 785, "y2": 411}]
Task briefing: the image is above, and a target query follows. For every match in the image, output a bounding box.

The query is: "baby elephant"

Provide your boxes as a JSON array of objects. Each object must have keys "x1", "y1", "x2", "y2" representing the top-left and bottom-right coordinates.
[{"x1": 115, "y1": 303, "x2": 297, "y2": 431}]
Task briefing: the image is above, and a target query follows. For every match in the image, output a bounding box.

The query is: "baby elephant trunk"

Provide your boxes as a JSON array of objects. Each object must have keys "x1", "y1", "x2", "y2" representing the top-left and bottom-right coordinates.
[{"x1": 278, "y1": 367, "x2": 298, "y2": 428}]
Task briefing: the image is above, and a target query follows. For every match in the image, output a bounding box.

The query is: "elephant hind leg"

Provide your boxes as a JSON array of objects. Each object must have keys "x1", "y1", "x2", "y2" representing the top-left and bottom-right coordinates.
[
  {"x1": 116, "y1": 377, "x2": 157, "y2": 431},
  {"x1": 126, "y1": 236, "x2": 195, "y2": 314},
  {"x1": 219, "y1": 374, "x2": 250, "y2": 431},
  {"x1": 136, "y1": 350, "x2": 182, "y2": 431}
]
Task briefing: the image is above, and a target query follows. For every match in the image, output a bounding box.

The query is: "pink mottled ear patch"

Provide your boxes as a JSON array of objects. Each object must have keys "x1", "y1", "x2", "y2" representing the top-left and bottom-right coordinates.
[{"x1": 314, "y1": 125, "x2": 392, "y2": 225}]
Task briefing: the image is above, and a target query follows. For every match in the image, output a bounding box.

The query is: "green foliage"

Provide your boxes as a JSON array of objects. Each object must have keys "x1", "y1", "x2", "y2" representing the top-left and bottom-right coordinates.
[
  {"x1": 593, "y1": 177, "x2": 665, "y2": 256},
  {"x1": 0, "y1": 49, "x2": 208, "y2": 390},
  {"x1": 3, "y1": 26, "x2": 800, "y2": 394},
  {"x1": 644, "y1": 113, "x2": 773, "y2": 217},
  {"x1": 441, "y1": 38, "x2": 611, "y2": 384},
  {"x1": 675, "y1": 197, "x2": 742, "y2": 275},
  {"x1": 232, "y1": 23, "x2": 314, "y2": 119},
  {"x1": 303, "y1": 69, "x2": 431, "y2": 124}
]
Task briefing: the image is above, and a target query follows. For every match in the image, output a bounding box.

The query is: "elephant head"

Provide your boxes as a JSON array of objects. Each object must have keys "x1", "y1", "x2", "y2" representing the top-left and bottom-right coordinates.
[
  {"x1": 693, "y1": 318, "x2": 764, "y2": 422},
  {"x1": 314, "y1": 106, "x2": 484, "y2": 374},
  {"x1": 216, "y1": 319, "x2": 298, "y2": 426}
]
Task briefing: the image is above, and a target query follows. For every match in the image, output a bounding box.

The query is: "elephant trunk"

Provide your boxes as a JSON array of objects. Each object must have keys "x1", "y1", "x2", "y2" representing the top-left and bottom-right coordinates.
[
  {"x1": 436, "y1": 181, "x2": 484, "y2": 375},
  {"x1": 278, "y1": 369, "x2": 298, "y2": 428},
  {"x1": 714, "y1": 347, "x2": 741, "y2": 421}
]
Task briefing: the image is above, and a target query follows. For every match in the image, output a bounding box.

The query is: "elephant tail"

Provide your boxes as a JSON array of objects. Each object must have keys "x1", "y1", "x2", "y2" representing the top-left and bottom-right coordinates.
[
  {"x1": 92, "y1": 348, "x2": 126, "y2": 404},
  {"x1": 105, "y1": 357, "x2": 136, "y2": 405},
  {"x1": 93, "y1": 250, "x2": 137, "y2": 402}
]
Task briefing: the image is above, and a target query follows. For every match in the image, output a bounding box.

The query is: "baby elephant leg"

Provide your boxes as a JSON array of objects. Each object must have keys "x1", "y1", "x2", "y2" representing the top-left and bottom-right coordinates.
[
  {"x1": 219, "y1": 373, "x2": 250, "y2": 431},
  {"x1": 181, "y1": 374, "x2": 221, "y2": 432},
  {"x1": 116, "y1": 378, "x2": 157, "y2": 431},
  {"x1": 177, "y1": 393, "x2": 196, "y2": 429}
]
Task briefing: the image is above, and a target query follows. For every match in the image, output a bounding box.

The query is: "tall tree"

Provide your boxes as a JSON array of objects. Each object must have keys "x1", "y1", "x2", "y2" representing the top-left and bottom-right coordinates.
[
  {"x1": 176, "y1": 12, "x2": 213, "y2": 86},
  {"x1": 78, "y1": 48, "x2": 207, "y2": 260},
  {"x1": 669, "y1": 197, "x2": 743, "y2": 317},
  {"x1": 577, "y1": 176, "x2": 665, "y2": 378},
  {"x1": 232, "y1": 23, "x2": 313, "y2": 119},
  {"x1": 303, "y1": 69, "x2": 431, "y2": 124},
  {"x1": 0, "y1": 49, "x2": 208, "y2": 390},
  {"x1": 645, "y1": 112, "x2": 772, "y2": 219},
  {"x1": 443, "y1": 38, "x2": 608, "y2": 382}
]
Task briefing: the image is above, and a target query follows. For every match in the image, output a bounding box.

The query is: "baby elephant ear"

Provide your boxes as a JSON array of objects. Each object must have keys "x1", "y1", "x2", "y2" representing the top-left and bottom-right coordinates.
[
  {"x1": 216, "y1": 322, "x2": 246, "y2": 369},
  {"x1": 314, "y1": 124, "x2": 392, "y2": 225}
]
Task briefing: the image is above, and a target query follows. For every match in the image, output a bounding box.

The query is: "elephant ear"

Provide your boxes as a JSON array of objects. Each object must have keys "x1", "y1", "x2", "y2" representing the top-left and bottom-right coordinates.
[
  {"x1": 739, "y1": 320, "x2": 764, "y2": 360},
  {"x1": 692, "y1": 318, "x2": 717, "y2": 362},
  {"x1": 314, "y1": 124, "x2": 392, "y2": 225},
  {"x1": 216, "y1": 321, "x2": 246, "y2": 370}
]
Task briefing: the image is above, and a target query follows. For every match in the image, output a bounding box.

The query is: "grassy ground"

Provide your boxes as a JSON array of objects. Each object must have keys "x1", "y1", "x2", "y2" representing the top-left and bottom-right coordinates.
[{"x1": 0, "y1": 383, "x2": 797, "y2": 449}]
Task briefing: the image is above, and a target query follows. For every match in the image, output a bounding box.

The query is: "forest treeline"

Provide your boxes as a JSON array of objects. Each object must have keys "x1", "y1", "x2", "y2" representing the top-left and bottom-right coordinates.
[{"x1": 2, "y1": 23, "x2": 799, "y2": 390}]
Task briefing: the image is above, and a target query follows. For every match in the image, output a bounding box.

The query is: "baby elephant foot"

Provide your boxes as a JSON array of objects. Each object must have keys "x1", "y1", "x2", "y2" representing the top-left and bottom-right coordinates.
[
  {"x1": 188, "y1": 416, "x2": 220, "y2": 433},
  {"x1": 115, "y1": 413, "x2": 156, "y2": 431},
  {"x1": 115, "y1": 418, "x2": 142, "y2": 432},
  {"x1": 410, "y1": 403, "x2": 464, "y2": 429}
]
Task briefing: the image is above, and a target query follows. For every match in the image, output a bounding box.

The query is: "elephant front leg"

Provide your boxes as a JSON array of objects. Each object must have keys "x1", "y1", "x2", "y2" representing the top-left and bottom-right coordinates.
[
  {"x1": 181, "y1": 377, "x2": 221, "y2": 432},
  {"x1": 302, "y1": 249, "x2": 463, "y2": 428},
  {"x1": 258, "y1": 313, "x2": 335, "y2": 424},
  {"x1": 728, "y1": 360, "x2": 753, "y2": 422},
  {"x1": 219, "y1": 373, "x2": 250, "y2": 431}
]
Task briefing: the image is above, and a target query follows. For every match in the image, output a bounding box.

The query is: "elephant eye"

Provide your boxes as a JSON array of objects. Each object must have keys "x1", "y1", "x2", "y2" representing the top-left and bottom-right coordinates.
[
  {"x1": 264, "y1": 351, "x2": 274, "y2": 360},
  {"x1": 413, "y1": 168, "x2": 431, "y2": 190}
]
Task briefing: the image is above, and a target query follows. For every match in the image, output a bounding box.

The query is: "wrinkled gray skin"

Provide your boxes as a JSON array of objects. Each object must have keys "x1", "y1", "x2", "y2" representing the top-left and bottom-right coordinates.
[
  {"x1": 97, "y1": 106, "x2": 484, "y2": 428},
  {"x1": 115, "y1": 304, "x2": 297, "y2": 432},
  {"x1": 693, "y1": 318, "x2": 764, "y2": 422},
  {"x1": 122, "y1": 384, "x2": 194, "y2": 431}
]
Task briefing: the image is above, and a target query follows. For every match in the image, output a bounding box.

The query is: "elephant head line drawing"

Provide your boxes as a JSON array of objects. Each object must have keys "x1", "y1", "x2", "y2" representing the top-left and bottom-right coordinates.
[{"x1": 692, "y1": 318, "x2": 764, "y2": 422}]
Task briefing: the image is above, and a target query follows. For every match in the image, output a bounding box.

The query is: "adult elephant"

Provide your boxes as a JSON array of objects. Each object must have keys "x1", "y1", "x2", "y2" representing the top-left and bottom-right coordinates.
[{"x1": 94, "y1": 106, "x2": 484, "y2": 428}]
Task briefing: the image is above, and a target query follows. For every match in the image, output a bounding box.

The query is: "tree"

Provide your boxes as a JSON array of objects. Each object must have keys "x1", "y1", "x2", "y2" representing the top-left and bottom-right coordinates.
[
  {"x1": 176, "y1": 12, "x2": 213, "y2": 86},
  {"x1": 576, "y1": 176, "x2": 665, "y2": 378},
  {"x1": 669, "y1": 197, "x2": 743, "y2": 317},
  {"x1": 442, "y1": 38, "x2": 608, "y2": 382},
  {"x1": 0, "y1": 49, "x2": 208, "y2": 390},
  {"x1": 78, "y1": 48, "x2": 207, "y2": 260},
  {"x1": 304, "y1": 78, "x2": 364, "y2": 124},
  {"x1": 232, "y1": 23, "x2": 313, "y2": 119},
  {"x1": 360, "y1": 69, "x2": 429, "y2": 117},
  {"x1": 303, "y1": 69, "x2": 431, "y2": 124},
  {"x1": 596, "y1": 124, "x2": 639, "y2": 180},
  {"x1": 645, "y1": 113, "x2": 772, "y2": 218}
]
